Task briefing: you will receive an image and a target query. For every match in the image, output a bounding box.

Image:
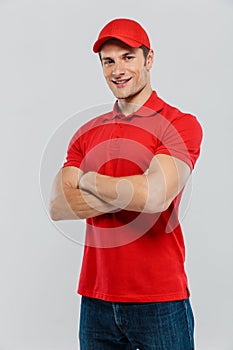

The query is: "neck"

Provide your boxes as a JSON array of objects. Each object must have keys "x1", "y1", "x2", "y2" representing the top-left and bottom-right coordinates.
[{"x1": 117, "y1": 85, "x2": 153, "y2": 116}]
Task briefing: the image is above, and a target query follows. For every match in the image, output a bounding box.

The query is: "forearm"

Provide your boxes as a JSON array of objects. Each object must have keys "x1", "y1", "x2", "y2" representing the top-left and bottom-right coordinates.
[
  {"x1": 78, "y1": 155, "x2": 190, "y2": 214},
  {"x1": 95, "y1": 174, "x2": 150, "y2": 212},
  {"x1": 50, "y1": 187, "x2": 117, "y2": 221},
  {"x1": 79, "y1": 172, "x2": 164, "y2": 213}
]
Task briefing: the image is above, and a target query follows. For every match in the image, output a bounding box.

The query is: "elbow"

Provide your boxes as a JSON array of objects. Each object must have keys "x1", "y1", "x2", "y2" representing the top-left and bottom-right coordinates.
[
  {"x1": 143, "y1": 193, "x2": 170, "y2": 214},
  {"x1": 50, "y1": 211, "x2": 60, "y2": 222},
  {"x1": 49, "y1": 198, "x2": 83, "y2": 221},
  {"x1": 49, "y1": 198, "x2": 68, "y2": 221},
  {"x1": 49, "y1": 200, "x2": 61, "y2": 221},
  {"x1": 140, "y1": 176, "x2": 172, "y2": 213}
]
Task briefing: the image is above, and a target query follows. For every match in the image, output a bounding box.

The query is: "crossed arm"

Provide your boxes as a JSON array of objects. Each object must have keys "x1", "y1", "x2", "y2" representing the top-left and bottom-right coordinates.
[
  {"x1": 49, "y1": 154, "x2": 191, "y2": 221},
  {"x1": 49, "y1": 167, "x2": 116, "y2": 220}
]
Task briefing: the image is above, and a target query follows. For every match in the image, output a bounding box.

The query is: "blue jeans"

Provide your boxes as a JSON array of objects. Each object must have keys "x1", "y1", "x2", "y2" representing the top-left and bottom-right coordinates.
[{"x1": 79, "y1": 296, "x2": 195, "y2": 350}]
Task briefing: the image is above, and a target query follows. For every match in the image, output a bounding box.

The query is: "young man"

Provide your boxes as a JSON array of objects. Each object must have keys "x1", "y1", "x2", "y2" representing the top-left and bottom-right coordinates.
[{"x1": 50, "y1": 18, "x2": 203, "y2": 350}]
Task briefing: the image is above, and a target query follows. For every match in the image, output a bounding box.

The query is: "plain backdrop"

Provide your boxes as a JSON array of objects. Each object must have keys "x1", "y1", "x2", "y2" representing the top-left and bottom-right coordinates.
[{"x1": 0, "y1": 0, "x2": 232, "y2": 349}]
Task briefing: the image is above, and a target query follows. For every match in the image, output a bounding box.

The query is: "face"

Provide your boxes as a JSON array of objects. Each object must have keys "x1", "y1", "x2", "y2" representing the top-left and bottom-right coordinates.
[{"x1": 100, "y1": 40, "x2": 154, "y2": 103}]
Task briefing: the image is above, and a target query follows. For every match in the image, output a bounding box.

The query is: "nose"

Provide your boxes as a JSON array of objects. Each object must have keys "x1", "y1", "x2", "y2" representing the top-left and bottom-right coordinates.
[{"x1": 112, "y1": 61, "x2": 125, "y2": 77}]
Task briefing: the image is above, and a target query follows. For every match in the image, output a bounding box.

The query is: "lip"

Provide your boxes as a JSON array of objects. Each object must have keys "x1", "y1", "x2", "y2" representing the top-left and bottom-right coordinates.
[{"x1": 111, "y1": 77, "x2": 132, "y2": 88}]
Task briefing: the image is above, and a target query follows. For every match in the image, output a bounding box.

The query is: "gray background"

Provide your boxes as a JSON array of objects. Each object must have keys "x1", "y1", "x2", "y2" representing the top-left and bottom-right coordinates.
[{"x1": 0, "y1": 0, "x2": 232, "y2": 349}]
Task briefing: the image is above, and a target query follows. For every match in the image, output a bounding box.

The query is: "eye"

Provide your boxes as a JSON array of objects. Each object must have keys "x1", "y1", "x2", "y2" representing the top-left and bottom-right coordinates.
[
  {"x1": 125, "y1": 55, "x2": 134, "y2": 61},
  {"x1": 103, "y1": 59, "x2": 114, "y2": 66}
]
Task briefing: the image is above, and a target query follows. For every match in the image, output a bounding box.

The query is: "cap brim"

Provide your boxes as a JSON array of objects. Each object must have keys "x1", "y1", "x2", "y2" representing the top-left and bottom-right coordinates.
[{"x1": 93, "y1": 35, "x2": 143, "y2": 53}]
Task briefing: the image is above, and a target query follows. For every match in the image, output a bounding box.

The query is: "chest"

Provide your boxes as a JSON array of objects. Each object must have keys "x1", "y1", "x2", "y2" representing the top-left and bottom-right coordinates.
[{"x1": 79, "y1": 121, "x2": 162, "y2": 176}]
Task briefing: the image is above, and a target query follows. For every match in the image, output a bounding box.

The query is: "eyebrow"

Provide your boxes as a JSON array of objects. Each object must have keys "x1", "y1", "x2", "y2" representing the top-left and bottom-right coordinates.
[
  {"x1": 101, "y1": 51, "x2": 137, "y2": 61},
  {"x1": 122, "y1": 51, "x2": 136, "y2": 57},
  {"x1": 101, "y1": 56, "x2": 114, "y2": 61}
]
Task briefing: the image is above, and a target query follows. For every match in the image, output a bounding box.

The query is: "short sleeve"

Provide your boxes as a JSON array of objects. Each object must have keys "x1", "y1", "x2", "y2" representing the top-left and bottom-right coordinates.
[
  {"x1": 62, "y1": 129, "x2": 84, "y2": 169},
  {"x1": 155, "y1": 114, "x2": 203, "y2": 170}
]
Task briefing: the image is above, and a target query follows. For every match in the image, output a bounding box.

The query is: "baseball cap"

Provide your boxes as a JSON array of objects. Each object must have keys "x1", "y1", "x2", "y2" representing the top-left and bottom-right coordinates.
[{"x1": 93, "y1": 18, "x2": 151, "y2": 53}]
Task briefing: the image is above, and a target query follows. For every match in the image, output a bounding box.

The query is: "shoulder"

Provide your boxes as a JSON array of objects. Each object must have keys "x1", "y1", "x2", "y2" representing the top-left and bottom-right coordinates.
[
  {"x1": 159, "y1": 99, "x2": 203, "y2": 136},
  {"x1": 69, "y1": 110, "x2": 112, "y2": 144}
]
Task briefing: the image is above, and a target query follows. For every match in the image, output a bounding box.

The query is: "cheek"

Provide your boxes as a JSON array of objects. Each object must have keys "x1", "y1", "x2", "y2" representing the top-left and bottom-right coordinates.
[
  {"x1": 135, "y1": 70, "x2": 145, "y2": 84},
  {"x1": 139, "y1": 68, "x2": 148, "y2": 82},
  {"x1": 102, "y1": 67, "x2": 111, "y2": 79},
  {"x1": 103, "y1": 71, "x2": 108, "y2": 80}
]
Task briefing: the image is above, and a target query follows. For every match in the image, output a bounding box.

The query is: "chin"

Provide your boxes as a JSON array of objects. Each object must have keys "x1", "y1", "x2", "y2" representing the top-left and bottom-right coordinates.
[
  {"x1": 115, "y1": 94, "x2": 129, "y2": 100},
  {"x1": 113, "y1": 90, "x2": 132, "y2": 100}
]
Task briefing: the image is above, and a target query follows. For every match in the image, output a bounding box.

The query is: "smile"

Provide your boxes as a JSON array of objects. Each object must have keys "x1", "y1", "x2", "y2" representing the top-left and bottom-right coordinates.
[{"x1": 112, "y1": 78, "x2": 132, "y2": 87}]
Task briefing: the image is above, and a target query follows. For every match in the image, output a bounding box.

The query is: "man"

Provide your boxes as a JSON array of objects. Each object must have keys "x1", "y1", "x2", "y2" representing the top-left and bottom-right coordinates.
[{"x1": 50, "y1": 18, "x2": 203, "y2": 350}]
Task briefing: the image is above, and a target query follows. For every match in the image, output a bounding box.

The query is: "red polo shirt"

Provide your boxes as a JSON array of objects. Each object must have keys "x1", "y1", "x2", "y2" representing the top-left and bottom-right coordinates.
[{"x1": 63, "y1": 91, "x2": 203, "y2": 302}]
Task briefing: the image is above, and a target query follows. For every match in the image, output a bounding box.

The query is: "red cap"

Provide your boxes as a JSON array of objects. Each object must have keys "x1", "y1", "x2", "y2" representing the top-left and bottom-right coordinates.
[{"x1": 93, "y1": 18, "x2": 151, "y2": 53}]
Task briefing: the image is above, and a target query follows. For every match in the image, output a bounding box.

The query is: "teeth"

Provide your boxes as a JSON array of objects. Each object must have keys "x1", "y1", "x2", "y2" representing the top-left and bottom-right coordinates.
[{"x1": 114, "y1": 80, "x2": 127, "y2": 84}]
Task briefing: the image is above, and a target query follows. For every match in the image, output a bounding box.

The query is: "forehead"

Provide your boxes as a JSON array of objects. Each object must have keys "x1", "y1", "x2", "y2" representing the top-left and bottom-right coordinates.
[{"x1": 100, "y1": 39, "x2": 140, "y2": 57}]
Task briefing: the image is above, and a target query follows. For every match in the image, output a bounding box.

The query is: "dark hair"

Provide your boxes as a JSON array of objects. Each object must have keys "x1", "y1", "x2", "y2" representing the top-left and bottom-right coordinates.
[
  {"x1": 98, "y1": 42, "x2": 150, "y2": 62},
  {"x1": 140, "y1": 45, "x2": 150, "y2": 60}
]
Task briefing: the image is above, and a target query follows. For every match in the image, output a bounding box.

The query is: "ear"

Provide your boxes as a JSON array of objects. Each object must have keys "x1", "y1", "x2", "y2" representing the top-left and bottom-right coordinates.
[{"x1": 146, "y1": 49, "x2": 154, "y2": 70}]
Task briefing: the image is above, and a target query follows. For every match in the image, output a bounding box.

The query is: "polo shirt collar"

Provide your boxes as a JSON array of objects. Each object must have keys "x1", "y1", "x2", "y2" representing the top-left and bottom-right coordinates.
[{"x1": 109, "y1": 91, "x2": 164, "y2": 121}]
